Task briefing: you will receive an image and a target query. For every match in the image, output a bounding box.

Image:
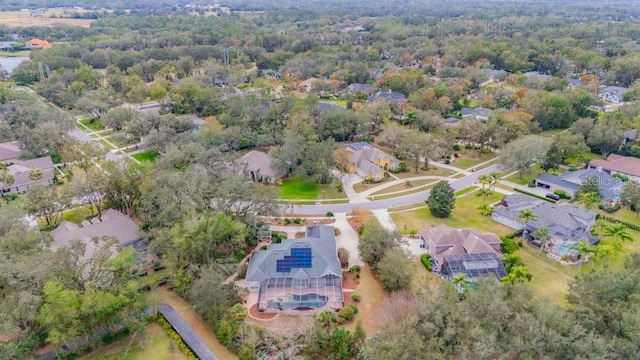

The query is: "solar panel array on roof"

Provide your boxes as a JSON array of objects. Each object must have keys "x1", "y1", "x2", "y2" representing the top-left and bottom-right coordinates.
[
  {"x1": 346, "y1": 142, "x2": 372, "y2": 151},
  {"x1": 276, "y1": 247, "x2": 313, "y2": 272}
]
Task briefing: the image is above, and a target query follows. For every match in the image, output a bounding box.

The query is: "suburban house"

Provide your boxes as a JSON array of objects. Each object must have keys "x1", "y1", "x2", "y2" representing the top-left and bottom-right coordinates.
[
  {"x1": 315, "y1": 101, "x2": 344, "y2": 112},
  {"x1": 523, "y1": 71, "x2": 552, "y2": 80},
  {"x1": 367, "y1": 90, "x2": 407, "y2": 107},
  {"x1": 535, "y1": 168, "x2": 624, "y2": 203},
  {"x1": 566, "y1": 77, "x2": 584, "y2": 90},
  {"x1": 492, "y1": 194, "x2": 598, "y2": 258},
  {"x1": 461, "y1": 107, "x2": 493, "y2": 121},
  {"x1": 345, "y1": 142, "x2": 399, "y2": 182},
  {"x1": 340, "y1": 83, "x2": 375, "y2": 96},
  {"x1": 50, "y1": 209, "x2": 144, "y2": 261},
  {"x1": 0, "y1": 140, "x2": 22, "y2": 163},
  {"x1": 598, "y1": 86, "x2": 629, "y2": 104},
  {"x1": 241, "y1": 225, "x2": 343, "y2": 312},
  {"x1": 25, "y1": 38, "x2": 52, "y2": 49},
  {"x1": 239, "y1": 150, "x2": 284, "y2": 184},
  {"x1": 589, "y1": 154, "x2": 640, "y2": 182},
  {"x1": 259, "y1": 69, "x2": 283, "y2": 79},
  {"x1": 0, "y1": 156, "x2": 55, "y2": 197},
  {"x1": 418, "y1": 224, "x2": 503, "y2": 266},
  {"x1": 441, "y1": 253, "x2": 508, "y2": 283}
]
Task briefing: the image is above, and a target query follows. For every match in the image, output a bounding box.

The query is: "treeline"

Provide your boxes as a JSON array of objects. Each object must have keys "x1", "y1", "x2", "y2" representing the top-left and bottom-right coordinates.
[{"x1": 363, "y1": 254, "x2": 640, "y2": 359}]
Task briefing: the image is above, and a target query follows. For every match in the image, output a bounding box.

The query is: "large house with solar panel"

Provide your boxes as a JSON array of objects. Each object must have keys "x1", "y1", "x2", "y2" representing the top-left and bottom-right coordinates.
[
  {"x1": 241, "y1": 225, "x2": 344, "y2": 312},
  {"x1": 345, "y1": 142, "x2": 400, "y2": 182}
]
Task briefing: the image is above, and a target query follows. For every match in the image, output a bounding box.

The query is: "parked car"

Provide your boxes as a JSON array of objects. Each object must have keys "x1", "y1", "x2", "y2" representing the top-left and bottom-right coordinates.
[{"x1": 545, "y1": 193, "x2": 560, "y2": 201}]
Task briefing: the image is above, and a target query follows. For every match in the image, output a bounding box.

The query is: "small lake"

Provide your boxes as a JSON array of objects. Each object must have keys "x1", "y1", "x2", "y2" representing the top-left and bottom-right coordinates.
[{"x1": 0, "y1": 56, "x2": 30, "y2": 74}]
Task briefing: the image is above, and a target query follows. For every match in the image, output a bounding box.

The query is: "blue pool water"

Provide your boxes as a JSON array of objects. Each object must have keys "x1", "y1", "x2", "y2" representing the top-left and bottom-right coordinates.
[
  {"x1": 267, "y1": 294, "x2": 329, "y2": 310},
  {"x1": 556, "y1": 245, "x2": 571, "y2": 256}
]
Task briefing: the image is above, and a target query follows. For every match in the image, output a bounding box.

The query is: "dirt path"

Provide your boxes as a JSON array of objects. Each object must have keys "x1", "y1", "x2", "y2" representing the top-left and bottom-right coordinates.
[
  {"x1": 152, "y1": 287, "x2": 238, "y2": 360},
  {"x1": 345, "y1": 265, "x2": 387, "y2": 336}
]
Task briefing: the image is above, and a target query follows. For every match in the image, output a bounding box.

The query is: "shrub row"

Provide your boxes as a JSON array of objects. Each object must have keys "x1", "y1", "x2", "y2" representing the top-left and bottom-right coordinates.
[
  {"x1": 513, "y1": 187, "x2": 557, "y2": 203},
  {"x1": 156, "y1": 314, "x2": 199, "y2": 360},
  {"x1": 553, "y1": 189, "x2": 572, "y2": 200},
  {"x1": 420, "y1": 253, "x2": 433, "y2": 271},
  {"x1": 596, "y1": 214, "x2": 640, "y2": 232},
  {"x1": 598, "y1": 202, "x2": 621, "y2": 213}
]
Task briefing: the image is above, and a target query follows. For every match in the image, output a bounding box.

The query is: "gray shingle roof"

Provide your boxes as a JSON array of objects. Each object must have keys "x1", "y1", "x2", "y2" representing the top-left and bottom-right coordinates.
[
  {"x1": 2, "y1": 156, "x2": 54, "y2": 189},
  {"x1": 536, "y1": 169, "x2": 623, "y2": 201},
  {"x1": 493, "y1": 194, "x2": 597, "y2": 243},
  {"x1": 246, "y1": 225, "x2": 341, "y2": 283},
  {"x1": 0, "y1": 141, "x2": 22, "y2": 162},
  {"x1": 241, "y1": 150, "x2": 283, "y2": 180},
  {"x1": 367, "y1": 90, "x2": 406, "y2": 103},
  {"x1": 50, "y1": 209, "x2": 142, "y2": 253}
]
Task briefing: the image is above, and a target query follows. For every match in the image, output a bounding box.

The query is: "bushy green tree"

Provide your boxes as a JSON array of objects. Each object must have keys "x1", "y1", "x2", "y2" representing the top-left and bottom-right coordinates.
[{"x1": 427, "y1": 180, "x2": 455, "y2": 218}]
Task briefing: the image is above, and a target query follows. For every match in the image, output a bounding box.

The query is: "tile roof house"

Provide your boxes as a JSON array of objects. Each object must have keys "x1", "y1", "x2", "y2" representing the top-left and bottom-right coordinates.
[
  {"x1": 340, "y1": 83, "x2": 375, "y2": 95},
  {"x1": 598, "y1": 86, "x2": 629, "y2": 104},
  {"x1": 492, "y1": 194, "x2": 597, "y2": 256},
  {"x1": 536, "y1": 168, "x2": 624, "y2": 203},
  {"x1": 242, "y1": 225, "x2": 343, "y2": 312},
  {"x1": 25, "y1": 38, "x2": 52, "y2": 49},
  {"x1": 589, "y1": 154, "x2": 640, "y2": 182},
  {"x1": 345, "y1": 142, "x2": 399, "y2": 182},
  {"x1": 240, "y1": 150, "x2": 284, "y2": 184},
  {"x1": 367, "y1": 90, "x2": 407, "y2": 105},
  {"x1": 460, "y1": 107, "x2": 493, "y2": 121},
  {"x1": 0, "y1": 140, "x2": 22, "y2": 163},
  {"x1": 418, "y1": 224, "x2": 502, "y2": 268},
  {"x1": 50, "y1": 209, "x2": 144, "y2": 261},
  {"x1": 1, "y1": 156, "x2": 55, "y2": 197}
]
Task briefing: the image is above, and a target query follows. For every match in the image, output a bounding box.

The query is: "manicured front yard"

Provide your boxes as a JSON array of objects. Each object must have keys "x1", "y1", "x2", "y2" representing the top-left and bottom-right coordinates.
[
  {"x1": 504, "y1": 164, "x2": 560, "y2": 185},
  {"x1": 390, "y1": 191, "x2": 511, "y2": 235},
  {"x1": 80, "y1": 322, "x2": 188, "y2": 360},
  {"x1": 393, "y1": 166, "x2": 457, "y2": 178},
  {"x1": 279, "y1": 177, "x2": 345, "y2": 201},
  {"x1": 451, "y1": 151, "x2": 498, "y2": 170},
  {"x1": 132, "y1": 151, "x2": 158, "y2": 162},
  {"x1": 79, "y1": 118, "x2": 105, "y2": 131}
]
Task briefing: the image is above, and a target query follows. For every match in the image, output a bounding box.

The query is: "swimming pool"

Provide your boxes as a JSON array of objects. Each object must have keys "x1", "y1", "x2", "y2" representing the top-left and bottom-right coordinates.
[
  {"x1": 555, "y1": 245, "x2": 571, "y2": 256},
  {"x1": 267, "y1": 294, "x2": 329, "y2": 310}
]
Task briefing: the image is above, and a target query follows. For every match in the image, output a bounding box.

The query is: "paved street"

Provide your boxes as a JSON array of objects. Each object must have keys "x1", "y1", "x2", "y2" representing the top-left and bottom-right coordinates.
[{"x1": 296, "y1": 164, "x2": 502, "y2": 214}]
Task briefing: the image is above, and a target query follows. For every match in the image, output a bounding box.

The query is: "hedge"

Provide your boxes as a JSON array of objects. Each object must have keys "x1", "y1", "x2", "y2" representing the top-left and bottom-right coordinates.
[
  {"x1": 596, "y1": 214, "x2": 640, "y2": 232},
  {"x1": 156, "y1": 315, "x2": 199, "y2": 360},
  {"x1": 513, "y1": 187, "x2": 557, "y2": 203},
  {"x1": 420, "y1": 254, "x2": 433, "y2": 271}
]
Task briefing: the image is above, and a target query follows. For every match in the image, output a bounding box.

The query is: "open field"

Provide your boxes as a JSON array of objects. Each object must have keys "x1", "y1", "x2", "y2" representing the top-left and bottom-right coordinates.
[
  {"x1": 390, "y1": 191, "x2": 512, "y2": 235},
  {"x1": 80, "y1": 322, "x2": 188, "y2": 360},
  {"x1": 0, "y1": 12, "x2": 95, "y2": 28}
]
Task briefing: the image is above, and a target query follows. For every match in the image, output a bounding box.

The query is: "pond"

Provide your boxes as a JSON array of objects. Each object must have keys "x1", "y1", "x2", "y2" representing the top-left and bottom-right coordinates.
[{"x1": 0, "y1": 56, "x2": 29, "y2": 74}]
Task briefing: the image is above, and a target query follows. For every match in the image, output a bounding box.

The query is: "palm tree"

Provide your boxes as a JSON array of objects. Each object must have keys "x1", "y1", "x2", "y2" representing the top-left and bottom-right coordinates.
[
  {"x1": 533, "y1": 227, "x2": 552, "y2": 253},
  {"x1": 577, "y1": 192, "x2": 601, "y2": 210},
  {"x1": 488, "y1": 171, "x2": 501, "y2": 191},
  {"x1": 593, "y1": 241, "x2": 622, "y2": 268},
  {"x1": 452, "y1": 273, "x2": 471, "y2": 297},
  {"x1": 475, "y1": 188, "x2": 493, "y2": 204},
  {"x1": 570, "y1": 241, "x2": 592, "y2": 271},
  {"x1": 502, "y1": 265, "x2": 532, "y2": 284},
  {"x1": 477, "y1": 203, "x2": 493, "y2": 216},
  {"x1": 404, "y1": 110, "x2": 417, "y2": 129},
  {"x1": 593, "y1": 219, "x2": 608, "y2": 241},
  {"x1": 503, "y1": 253, "x2": 523, "y2": 272},
  {"x1": 604, "y1": 222, "x2": 633, "y2": 243},
  {"x1": 518, "y1": 209, "x2": 538, "y2": 239},
  {"x1": 28, "y1": 168, "x2": 43, "y2": 181},
  {"x1": 478, "y1": 174, "x2": 491, "y2": 189}
]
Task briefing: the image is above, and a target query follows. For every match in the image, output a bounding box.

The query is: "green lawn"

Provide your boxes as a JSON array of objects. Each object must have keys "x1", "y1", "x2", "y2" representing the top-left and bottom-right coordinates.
[
  {"x1": 79, "y1": 118, "x2": 104, "y2": 131},
  {"x1": 132, "y1": 151, "x2": 158, "y2": 162},
  {"x1": 390, "y1": 191, "x2": 511, "y2": 235},
  {"x1": 504, "y1": 164, "x2": 560, "y2": 185},
  {"x1": 81, "y1": 322, "x2": 188, "y2": 360},
  {"x1": 280, "y1": 177, "x2": 346, "y2": 201},
  {"x1": 564, "y1": 152, "x2": 602, "y2": 167},
  {"x1": 451, "y1": 151, "x2": 498, "y2": 170}
]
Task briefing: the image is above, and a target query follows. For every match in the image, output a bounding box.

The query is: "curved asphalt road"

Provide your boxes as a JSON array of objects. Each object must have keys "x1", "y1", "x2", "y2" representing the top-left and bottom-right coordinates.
[{"x1": 296, "y1": 164, "x2": 501, "y2": 214}]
